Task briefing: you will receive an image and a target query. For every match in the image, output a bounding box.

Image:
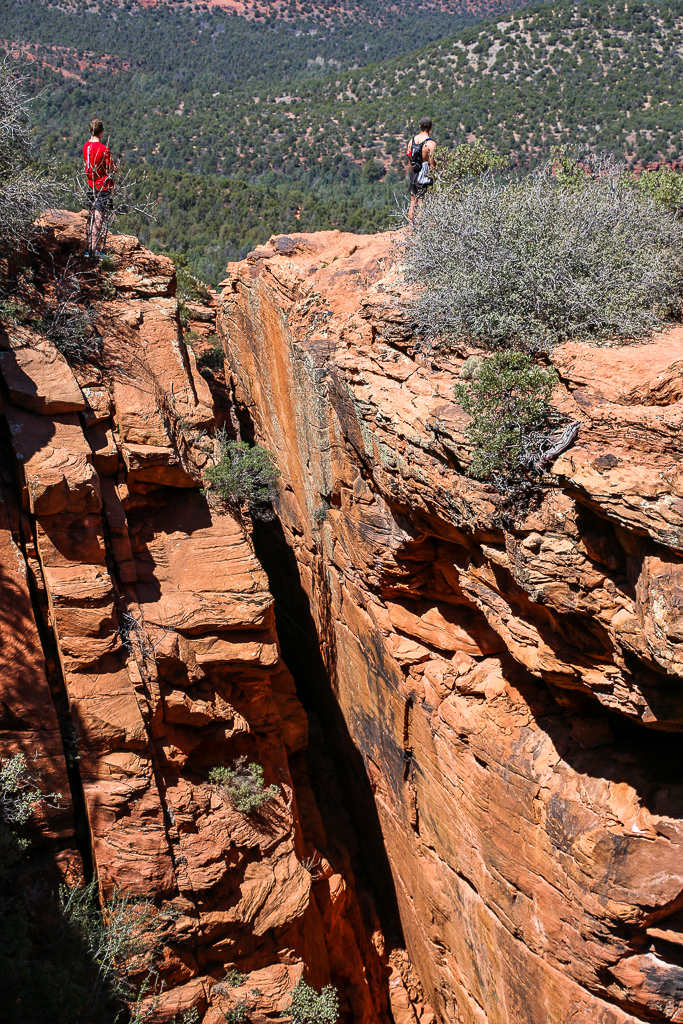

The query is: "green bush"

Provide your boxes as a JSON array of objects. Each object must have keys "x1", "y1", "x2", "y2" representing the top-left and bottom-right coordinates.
[
  {"x1": 205, "y1": 431, "x2": 280, "y2": 518},
  {"x1": 553, "y1": 149, "x2": 683, "y2": 216},
  {"x1": 209, "y1": 757, "x2": 280, "y2": 815},
  {"x1": 401, "y1": 157, "x2": 683, "y2": 352},
  {"x1": 550, "y1": 146, "x2": 593, "y2": 194},
  {"x1": 225, "y1": 1001, "x2": 251, "y2": 1024},
  {"x1": 435, "y1": 139, "x2": 508, "y2": 189},
  {"x1": 168, "y1": 251, "x2": 211, "y2": 303},
  {"x1": 288, "y1": 980, "x2": 339, "y2": 1024},
  {"x1": 225, "y1": 970, "x2": 246, "y2": 987},
  {"x1": 0, "y1": 752, "x2": 47, "y2": 834},
  {"x1": 632, "y1": 166, "x2": 683, "y2": 219},
  {"x1": 197, "y1": 334, "x2": 225, "y2": 370},
  {"x1": 454, "y1": 352, "x2": 558, "y2": 489}
]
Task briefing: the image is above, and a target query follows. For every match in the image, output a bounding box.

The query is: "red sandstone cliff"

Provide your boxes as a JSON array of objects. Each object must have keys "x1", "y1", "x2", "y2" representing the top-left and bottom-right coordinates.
[
  {"x1": 218, "y1": 229, "x2": 683, "y2": 1024},
  {"x1": 4, "y1": 214, "x2": 683, "y2": 1024},
  {"x1": 0, "y1": 213, "x2": 392, "y2": 1023}
]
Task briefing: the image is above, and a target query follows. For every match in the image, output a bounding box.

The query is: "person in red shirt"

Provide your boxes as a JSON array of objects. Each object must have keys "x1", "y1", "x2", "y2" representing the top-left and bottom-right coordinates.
[{"x1": 83, "y1": 117, "x2": 116, "y2": 256}]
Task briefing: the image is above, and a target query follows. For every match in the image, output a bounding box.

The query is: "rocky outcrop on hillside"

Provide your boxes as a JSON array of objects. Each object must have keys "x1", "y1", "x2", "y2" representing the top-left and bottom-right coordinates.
[
  {"x1": 219, "y1": 229, "x2": 683, "y2": 1024},
  {"x1": 0, "y1": 212, "x2": 393, "y2": 1023}
]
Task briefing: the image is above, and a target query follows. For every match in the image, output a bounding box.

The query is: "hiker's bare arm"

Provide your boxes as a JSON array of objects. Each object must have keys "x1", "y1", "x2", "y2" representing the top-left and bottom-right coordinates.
[{"x1": 425, "y1": 138, "x2": 437, "y2": 169}]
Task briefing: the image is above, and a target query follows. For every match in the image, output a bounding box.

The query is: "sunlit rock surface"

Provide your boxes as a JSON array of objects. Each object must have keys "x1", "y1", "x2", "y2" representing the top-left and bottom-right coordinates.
[{"x1": 219, "y1": 229, "x2": 683, "y2": 1024}]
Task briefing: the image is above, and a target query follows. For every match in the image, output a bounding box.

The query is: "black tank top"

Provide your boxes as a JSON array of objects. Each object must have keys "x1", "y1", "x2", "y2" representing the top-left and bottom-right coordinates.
[{"x1": 409, "y1": 136, "x2": 434, "y2": 172}]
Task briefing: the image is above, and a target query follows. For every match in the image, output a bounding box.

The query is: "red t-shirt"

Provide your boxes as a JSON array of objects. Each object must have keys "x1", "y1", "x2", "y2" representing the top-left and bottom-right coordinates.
[{"x1": 83, "y1": 140, "x2": 114, "y2": 191}]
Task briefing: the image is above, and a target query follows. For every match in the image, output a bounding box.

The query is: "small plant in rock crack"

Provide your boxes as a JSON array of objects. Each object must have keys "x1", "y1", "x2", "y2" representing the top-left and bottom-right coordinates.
[
  {"x1": 196, "y1": 334, "x2": 224, "y2": 372},
  {"x1": 224, "y1": 1001, "x2": 251, "y2": 1024},
  {"x1": 178, "y1": 301, "x2": 191, "y2": 330},
  {"x1": 454, "y1": 351, "x2": 578, "y2": 500},
  {"x1": 209, "y1": 757, "x2": 280, "y2": 815},
  {"x1": 287, "y1": 980, "x2": 340, "y2": 1024},
  {"x1": 117, "y1": 613, "x2": 173, "y2": 665},
  {"x1": 312, "y1": 503, "x2": 329, "y2": 525},
  {"x1": 0, "y1": 752, "x2": 60, "y2": 837},
  {"x1": 224, "y1": 968, "x2": 248, "y2": 987},
  {"x1": 204, "y1": 428, "x2": 280, "y2": 520},
  {"x1": 61, "y1": 721, "x2": 81, "y2": 767}
]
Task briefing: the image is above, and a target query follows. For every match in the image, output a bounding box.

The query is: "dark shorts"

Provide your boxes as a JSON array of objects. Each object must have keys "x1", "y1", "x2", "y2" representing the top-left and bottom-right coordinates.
[
  {"x1": 409, "y1": 172, "x2": 433, "y2": 199},
  {"x1": 86, "y1": 189, "x2": 113, "y2": 213}
]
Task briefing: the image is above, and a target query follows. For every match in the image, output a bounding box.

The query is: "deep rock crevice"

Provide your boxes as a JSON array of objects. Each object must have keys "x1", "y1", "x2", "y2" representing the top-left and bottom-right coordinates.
[{"x1": 0, "y1": 214, "x2": 400, "y2": 1024}]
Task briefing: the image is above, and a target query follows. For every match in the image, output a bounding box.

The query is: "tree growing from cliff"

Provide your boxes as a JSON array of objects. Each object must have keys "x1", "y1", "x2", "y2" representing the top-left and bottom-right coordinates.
[
  {"x1": 205, "y1": 431, "x2": 280, "y2": 520},
  {"x1": 454, "y1": 352, "x2": 564, "y2": 494},
  {"x1": 401, "y1": 155, "x2": 683, "y2": 352}
]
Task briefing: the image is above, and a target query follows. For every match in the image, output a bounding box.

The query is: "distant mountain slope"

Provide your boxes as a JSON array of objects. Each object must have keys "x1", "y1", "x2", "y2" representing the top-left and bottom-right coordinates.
[
  {"x1": 5, "y1": 0, "x2": 682, "y2": 283},
  {"x1": 4, "y1": 0, "x2": 538, "y2": 88},
  {"x1": 12, "y1": 0, "x2": 682, "y2": 181},
  {"x1": 209, "y1": 0, "x2": 681, "y2": 171}
]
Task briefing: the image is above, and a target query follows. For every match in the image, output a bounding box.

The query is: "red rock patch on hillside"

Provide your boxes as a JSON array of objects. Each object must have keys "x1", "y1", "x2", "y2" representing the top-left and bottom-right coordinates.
[
  {"x1": 219, "y1": 228, "x2": 683, "y2": 1024},
  {"x1": 0, "y1": 212, "x2": 394, "y2": 1023}
]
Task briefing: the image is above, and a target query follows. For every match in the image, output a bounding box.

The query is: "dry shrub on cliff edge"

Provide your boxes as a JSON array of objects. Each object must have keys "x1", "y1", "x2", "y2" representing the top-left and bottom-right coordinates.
[
  {"x1": 401, "y1": 156, "x2": 683, "y2": 353},
  {"x1": 0, "y1": 60, "x2": 63, "y2": 246}
]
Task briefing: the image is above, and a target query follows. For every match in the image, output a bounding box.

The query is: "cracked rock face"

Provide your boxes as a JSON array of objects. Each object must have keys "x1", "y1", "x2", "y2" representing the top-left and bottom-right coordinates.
[
  {"x1": 219, "y1": 229, "x2": 683, "y2": 1024},
  {"x1": 0, "y1": 214, "x2": 392, "y2": 1023}
]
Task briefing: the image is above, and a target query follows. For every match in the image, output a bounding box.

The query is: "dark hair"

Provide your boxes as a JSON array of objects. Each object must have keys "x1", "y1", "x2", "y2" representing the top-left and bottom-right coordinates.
[
  {"x1": 89, "y1": 118, "x2": 104, "y2": 136},
  {"x1": 419, "y1": 116, "x2": 433, "y2": 131}
]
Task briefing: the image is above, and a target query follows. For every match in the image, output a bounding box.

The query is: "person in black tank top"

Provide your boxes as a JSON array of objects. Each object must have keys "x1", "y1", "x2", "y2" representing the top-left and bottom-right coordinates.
[{"x1": 407, "y1": 116, "x2": 437, "y2": 223}]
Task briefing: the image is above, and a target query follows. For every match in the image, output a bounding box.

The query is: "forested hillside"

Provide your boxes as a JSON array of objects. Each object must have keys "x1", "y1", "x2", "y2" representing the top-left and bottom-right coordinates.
[{"x1": 5, "y1": 0, "x2": 683, "y2": 282}]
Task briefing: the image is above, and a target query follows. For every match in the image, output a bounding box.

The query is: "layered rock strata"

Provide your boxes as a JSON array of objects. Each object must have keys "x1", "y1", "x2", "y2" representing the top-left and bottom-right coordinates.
[
  {"x1": 219, "y1": 229, "x2": 683, "y2": 1024},
  {"x1": 0, "y1": 213, "x2": 390, "y2": 1023}
]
